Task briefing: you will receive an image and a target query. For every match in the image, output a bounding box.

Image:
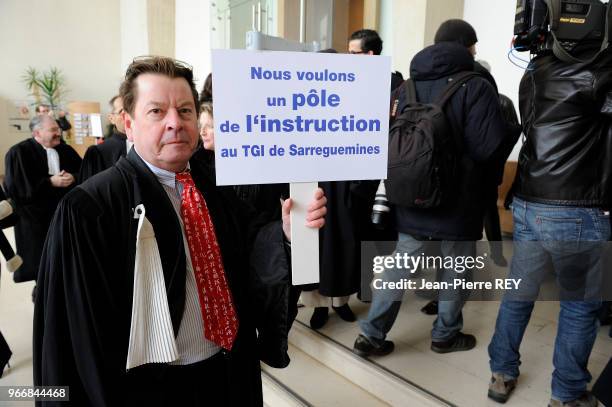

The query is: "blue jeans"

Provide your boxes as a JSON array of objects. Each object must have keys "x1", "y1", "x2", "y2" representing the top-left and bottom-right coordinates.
[
  {"x1": 488, "y1": 197, "x2": 609, "y2": 402},
  {"x1": 359, "y1": 232, "x2": 475, "y2": 342}
]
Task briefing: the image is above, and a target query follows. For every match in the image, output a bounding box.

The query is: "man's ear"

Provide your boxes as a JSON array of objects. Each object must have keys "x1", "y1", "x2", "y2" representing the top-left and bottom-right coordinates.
[
  {"x1": 367, "y1": 51, "x2": 374, "y2": 56},
  {"x1": 124, "y1": 113, "x2": 135, "y2": 142}
]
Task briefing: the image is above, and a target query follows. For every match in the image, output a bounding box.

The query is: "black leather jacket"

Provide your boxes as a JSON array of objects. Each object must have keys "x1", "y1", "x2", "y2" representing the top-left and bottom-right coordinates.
[{"x1": 514, "y1": 48, "x2": 612, "y2": 207}]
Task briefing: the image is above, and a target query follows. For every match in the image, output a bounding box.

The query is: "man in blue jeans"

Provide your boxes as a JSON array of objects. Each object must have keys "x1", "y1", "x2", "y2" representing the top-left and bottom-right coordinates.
[
  {"x1": 357, "y1": 234, "x2": 477, "y2": 356},
  {"x1": 487, "y1": 43, "x2": 612, "y2": 406},
  {"x1": 353, "y1": 20, "x2": 507, "y2": 357}
]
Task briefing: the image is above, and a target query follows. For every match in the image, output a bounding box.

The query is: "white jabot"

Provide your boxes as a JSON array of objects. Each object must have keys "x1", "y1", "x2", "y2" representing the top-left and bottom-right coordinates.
[
  {"x1": 45, "y1": 147, "x2": 60, "y2": 175},
  {"x1": 126, "y1": 204, "x2": 179, "y2": 370},
  {"x1": 125, "y1": 151, "x2": 219, "y2": 370}
]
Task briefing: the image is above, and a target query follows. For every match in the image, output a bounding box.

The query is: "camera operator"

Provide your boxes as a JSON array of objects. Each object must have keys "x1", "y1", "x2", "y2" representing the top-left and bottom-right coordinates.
[{"x1": 487, "y1": 2, "x2": 612, "y2": 405}]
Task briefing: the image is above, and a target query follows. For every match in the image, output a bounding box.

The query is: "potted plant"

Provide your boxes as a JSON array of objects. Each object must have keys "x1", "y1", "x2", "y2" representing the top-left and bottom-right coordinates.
[{"x1": 22, "y1": 66, "x2": 67, "y2": 114}]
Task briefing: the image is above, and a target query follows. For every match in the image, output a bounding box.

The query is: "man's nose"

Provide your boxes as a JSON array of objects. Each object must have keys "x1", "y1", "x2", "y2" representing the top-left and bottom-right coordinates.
[{"x1": 165, "y1": 108, "x2": 182, "y2": 131}]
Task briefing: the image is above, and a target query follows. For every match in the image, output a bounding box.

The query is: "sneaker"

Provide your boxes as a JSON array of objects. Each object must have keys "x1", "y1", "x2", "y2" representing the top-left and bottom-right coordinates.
[
  {"x1": 309, "y1": 307, "x2": 329, "y2": 330},
  {"x1": 548, "y1": 392, "x2": 598, "y2": 407},
  {"x1": 332, "y1": 304, "x2": 356, "y2": 322},
  {"x1": 353, "y1": 334, "x2": 394, "y2": 357},
  {"x1": 487, "y1": 373, "x2": 517, "y2": 404},
  {"x1": 431, "y1": 332, "x2": 476, "y2": 354}
]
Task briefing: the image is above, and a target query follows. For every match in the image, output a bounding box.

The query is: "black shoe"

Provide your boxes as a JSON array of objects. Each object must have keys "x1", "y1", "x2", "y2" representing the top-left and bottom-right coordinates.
[
  {"x1": 492, "y1": 255, "x2": 508, "y2": 268},
  {"x1": 332, "y1": 304, "x2": 356, "y2": 322},
  {"x1": 420, "y1": 300, "x2": 438, "y2": 315},
  {"x1": 431, "y1": 332, "x2": 476, "y2": 354},
  {"x1": 353, "y1": 334, "x2": 394, "y2": 357},
  {"x1": 309, "y1": 307, "x2": 329, "y2": 330}
]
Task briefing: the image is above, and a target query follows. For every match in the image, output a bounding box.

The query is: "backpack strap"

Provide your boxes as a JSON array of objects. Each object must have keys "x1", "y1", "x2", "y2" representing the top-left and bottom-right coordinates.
[
  {"x1": 390, "y1": 79, "x2": 417, "y2": 123},
  {"x1": 436, "y1": 71, "x2": 483, "y2": 107},
  {"x1": 403, "y1": 79, "x2": 418, "y2": 104}
]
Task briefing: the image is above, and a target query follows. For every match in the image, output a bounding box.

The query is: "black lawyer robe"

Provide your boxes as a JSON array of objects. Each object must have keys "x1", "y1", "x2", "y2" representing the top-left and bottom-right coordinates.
[
  {"x1": 33, "y1": 149, "x2": 285, "y2": 406},
  {"x1": 315, "y1": 181, "x2": 360, "y2": 297},
  {"x1": 4, "y1": 138, "x2": 81, "y2": 282},
  {"x1": 78, "y1": 131, "x2": 129, "y2": 183}
]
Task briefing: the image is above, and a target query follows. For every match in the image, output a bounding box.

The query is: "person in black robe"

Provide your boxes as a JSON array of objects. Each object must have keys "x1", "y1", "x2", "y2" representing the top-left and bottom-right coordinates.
[
  {"x1": 34, "y1": 56, "x2": 326, "y2": 407},
  {"x1": 4, "y1": 115, "x2": 81, "y2": 284},
  {"x1": 79, "y1": 95, "x2": 131, "y2": 182},
  {"x1": 301, "y1": 180, "x2": 364, "y2": 328}
]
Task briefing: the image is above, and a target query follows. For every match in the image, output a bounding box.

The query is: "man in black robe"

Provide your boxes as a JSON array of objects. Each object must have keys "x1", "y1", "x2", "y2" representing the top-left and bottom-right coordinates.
[
  {"x1": 4, "y1": 115, "x2": 81, "y2": 285},
  {"x1": 34, "y1": 56, "x2": 326, "y2": 407},
  {"x1": 79, "y1": 95, "x2": 131, "y2": 182}
]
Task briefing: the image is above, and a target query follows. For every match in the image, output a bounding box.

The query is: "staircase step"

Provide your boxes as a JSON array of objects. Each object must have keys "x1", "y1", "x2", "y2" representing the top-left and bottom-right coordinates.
[
  {"x1": 263, "y1": 344, "x2": 389, "y2": 407},
  {"x1": 288, "y1": 322, "x2": 451, "y2": 407},
  {"x1": 262, "y1": 369, "x2": 310, "y2": 407}
]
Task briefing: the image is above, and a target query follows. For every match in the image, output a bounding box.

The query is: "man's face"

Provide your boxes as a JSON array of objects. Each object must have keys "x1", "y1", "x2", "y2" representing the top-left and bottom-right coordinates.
[
  {"x1": 108, "y1": 97, "x2": 126, "y2": 133},
  {"x1": 468, "y1": 44, "x2": 477, "y2": 57},
  {"x1": 124, "y1": 73, "x2": 199, "y2": 173},
  {"x1": 348, "y1": 39, "x2": 373, "y2": 55},
  {"x1": 37, "y1": 105, "x2": 51, "y2": 116},
  {"x1": 33, "y1": 116, "x2": 61, "y2": 148},
  {"x1": 199, "y1": 111, "x2": 215, "y2": 151}
]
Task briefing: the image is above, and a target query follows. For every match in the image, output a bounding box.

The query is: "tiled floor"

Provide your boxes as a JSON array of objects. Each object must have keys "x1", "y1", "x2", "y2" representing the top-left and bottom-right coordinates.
[
  {"x1": 295, "y1": 295, "x2": 612, "y2": 407},
  {"x1": 0, "y1": 228, "x2": 35, "y2": 407},
  {"x1": 2, "y1": 223, "x2": 611, "y2": 407}
]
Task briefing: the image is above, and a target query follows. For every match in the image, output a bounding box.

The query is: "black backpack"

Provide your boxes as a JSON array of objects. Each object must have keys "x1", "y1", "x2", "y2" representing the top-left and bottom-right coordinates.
[{"x1": 385, "y1": 71, "x2": 480, "y2": 208}]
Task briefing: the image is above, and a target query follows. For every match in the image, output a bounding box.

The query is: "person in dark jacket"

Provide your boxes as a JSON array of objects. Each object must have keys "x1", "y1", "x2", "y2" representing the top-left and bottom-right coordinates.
[
  {"x1": 79, "y1": 95, "x2": 132, "y2": 183},
  {"x1": 353, "y1": 38, "x2": 506, "y2": 358},
  {"x1": 348, "y1": 29, "x2": 404, "y2": 91},
  {"x1": 487, "y1": 44, "x2": 612, "y2": 406},
  {"x1": 476, "y1": 59, "x2": 521, "y2": 267},
  {"x1": 417, "y1": 26, "x2": 521, "y2": 316}
]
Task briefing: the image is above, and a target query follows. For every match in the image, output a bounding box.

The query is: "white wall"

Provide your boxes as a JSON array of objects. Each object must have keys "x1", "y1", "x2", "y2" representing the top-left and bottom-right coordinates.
[
  {"x1": 379, "y1": 0, "x2": 464, "y2": 76},
  {"x1": 175, "y1": 0, "x2": 212, "y2": 91},
  {"x1": 463, "y1": 0, "x2": 525, "y2": 160},
  {"x1": 120, "y1": 0, "x2": 149, "y2": 72},
  {"x1": 379, "y1": 0, "x2": 394, "y2": 58},
  {"x1": 0, "y1": 0, "x2": 122, "y2": 170}
]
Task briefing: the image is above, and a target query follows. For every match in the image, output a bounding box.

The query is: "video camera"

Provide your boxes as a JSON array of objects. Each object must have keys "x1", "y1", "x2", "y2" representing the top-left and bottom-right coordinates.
[{"x1": 514, "y1": 0, "x2": 610, "y2": 59}]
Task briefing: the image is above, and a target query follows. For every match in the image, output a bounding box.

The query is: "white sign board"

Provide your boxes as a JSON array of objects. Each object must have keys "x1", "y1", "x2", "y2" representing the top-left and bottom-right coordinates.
[{"x1": 211, "y1": 49, "x2": 391, "y2": 186}]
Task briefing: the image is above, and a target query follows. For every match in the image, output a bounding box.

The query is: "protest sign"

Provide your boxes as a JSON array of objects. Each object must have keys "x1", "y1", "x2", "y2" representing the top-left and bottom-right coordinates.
[
  {"x1": 212, "y1": 50, "x2": 391, "y2": 284},
  {"x1": 211, "y1": 49, "x2": 391, "y2": 185}
]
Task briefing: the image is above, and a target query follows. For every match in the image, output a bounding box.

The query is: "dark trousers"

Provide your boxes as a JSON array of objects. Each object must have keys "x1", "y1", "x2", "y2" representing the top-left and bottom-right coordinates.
[
  {"x1": 593, "y1": 358, "x2": 612, "y2": 406},
  {"x1": 125, "y1": 352, "x2": 230, "y2": 406},
  {"x1": 483, "y1": 188, "x2": 503, "y2": 259}
]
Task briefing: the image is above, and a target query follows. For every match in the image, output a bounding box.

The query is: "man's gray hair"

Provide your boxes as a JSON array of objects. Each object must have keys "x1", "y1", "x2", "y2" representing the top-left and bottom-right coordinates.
[{"x1": 29, "y1": 115, "x2": 50, "y2": 132}]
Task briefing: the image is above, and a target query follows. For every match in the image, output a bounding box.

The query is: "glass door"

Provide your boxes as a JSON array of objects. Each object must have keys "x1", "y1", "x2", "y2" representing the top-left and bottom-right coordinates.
[{"x1": 210, "y1": 0, "x2": 277, "y2": 50}]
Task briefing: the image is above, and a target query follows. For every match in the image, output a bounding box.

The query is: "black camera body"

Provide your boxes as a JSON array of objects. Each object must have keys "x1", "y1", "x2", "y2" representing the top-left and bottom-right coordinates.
[{"x1": 514, "y1": 0, "x2": 609, "y2": 54}]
